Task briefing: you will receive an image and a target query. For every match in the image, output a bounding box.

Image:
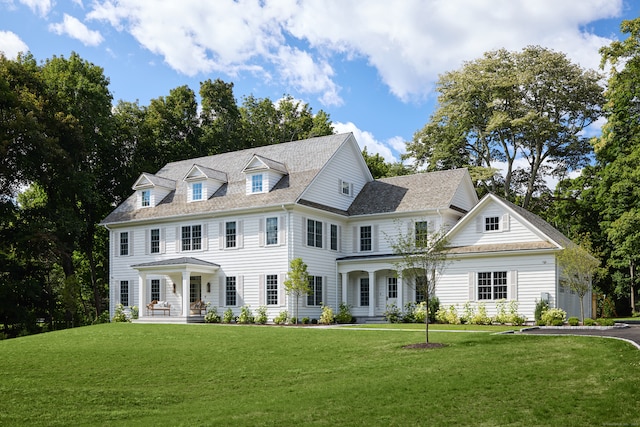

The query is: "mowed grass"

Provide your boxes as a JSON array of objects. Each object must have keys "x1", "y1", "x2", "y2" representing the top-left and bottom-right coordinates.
[{"x1": 0, "y1": 324, "x2": 638, "y2": 426}]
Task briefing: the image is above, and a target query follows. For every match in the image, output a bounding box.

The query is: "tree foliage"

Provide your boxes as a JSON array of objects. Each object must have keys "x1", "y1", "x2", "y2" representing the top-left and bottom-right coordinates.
[
  {"x1": 283, "y1": 257, "x2": 310, "y2": 324},
  {"x1": 406, "y1": 46, "x2": 604, "y2": 209},
  {"x1": 557, "y1": 239, "x2": 601, "y2": 322}
]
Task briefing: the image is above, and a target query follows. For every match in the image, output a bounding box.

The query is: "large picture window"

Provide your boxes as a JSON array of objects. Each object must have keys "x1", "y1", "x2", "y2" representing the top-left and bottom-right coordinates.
[
  {"x1": 307, "y1": 276, "x2": 322, "y2": 306},
  {"x1": 182, "y1": 225, "x2": 202, "y2": 251},
  {"x1": 307, "y1": 219, "x2": 322, "y2": 248},
  {"x1": 478, "y1": 271, "x2": 507, "y2": 300}
]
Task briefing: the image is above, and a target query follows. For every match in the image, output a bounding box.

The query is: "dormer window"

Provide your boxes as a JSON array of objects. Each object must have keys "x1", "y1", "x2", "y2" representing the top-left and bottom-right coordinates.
[
  {"x1": 192, "y1": 182, "x2": 203, "y2": 201},
  {"x1": 339, "y1": 179, "x2": 353, "y2": 197},
  {"x1": 141, "y1": 190, "x2": 150, "y2": 207},
  {"x1": 251, "y1": 174, "x2": 263, "y2": 193}
]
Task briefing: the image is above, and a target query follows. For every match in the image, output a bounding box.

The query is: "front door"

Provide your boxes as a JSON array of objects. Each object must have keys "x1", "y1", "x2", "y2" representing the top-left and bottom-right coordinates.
[{"x1": 386, "y1": 277, "x2": 398, "y2": 308}]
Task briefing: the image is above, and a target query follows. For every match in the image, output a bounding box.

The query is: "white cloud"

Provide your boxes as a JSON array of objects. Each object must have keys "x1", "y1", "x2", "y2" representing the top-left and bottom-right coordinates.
[
  {"x1": 86, "y1": 0, "x2": 623, "y2": 105},
  {"x1": 19, "y1": 0, "x2": 52, "y2": 16},
  {"x1": 0, "y1": 31, "x2": 29, "y2": 58},
  {"x1": 49, "y1": 14, "x2": 104, "y2": 46},
  {"x1": 334, "y1": 122, "x2": 401, "y2": 162}
]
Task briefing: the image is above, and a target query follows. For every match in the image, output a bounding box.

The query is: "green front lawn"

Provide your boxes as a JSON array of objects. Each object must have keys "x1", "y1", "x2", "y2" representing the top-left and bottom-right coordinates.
[{"x1": 0, "y1": 323, "x2": 638, "y2": 426}]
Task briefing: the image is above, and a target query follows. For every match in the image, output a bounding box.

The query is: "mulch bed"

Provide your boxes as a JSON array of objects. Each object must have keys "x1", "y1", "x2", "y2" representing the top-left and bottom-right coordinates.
[{"x1": 402, "y1": 342, "x2": 447, "y2": 350}]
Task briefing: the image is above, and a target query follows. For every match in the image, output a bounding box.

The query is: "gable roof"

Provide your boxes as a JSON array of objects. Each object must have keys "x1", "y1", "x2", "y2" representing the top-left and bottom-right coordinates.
[
  {"x1": 102, "y1": 133, "x2": 355, "y2": 225},
  {"x1": 348, "y1": 169, "x2": 473, "y2": 216},
  {"x1": 183, "y1": 164, "x2": 227, "y2": 183},
  {"x1": 132, "y1": 173, "x2": 176, "y2": 190},
  {"x1": 445, "y1": 193, "x2": 574, "y2": 253},
  {"x1": 242, "y1": 154, "x2": 288, "y2": 174}
]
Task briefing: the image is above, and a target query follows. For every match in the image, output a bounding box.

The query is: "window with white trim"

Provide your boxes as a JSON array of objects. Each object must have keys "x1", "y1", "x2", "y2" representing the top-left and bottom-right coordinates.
[
  {"x1": 226, "y1": 276, "x2": 237, "y2": 306},
  {"x1": 360, "y1": 277, "x2": 369, "y2": 306},
  {"x1": 192, "y1": 182, "x2": 203, "y2": 201},
  {"x1": 150, "y1": 228, "x2": 160, "y2": 254},
  {"x1": 226, "y1": 221, "x2": 237, "y2": 248},
  {"x1": 266, "y1": 217, "x2": 278, "y2": 245},
  {"x1": 360, "y1": 226, "x2": 372, "y2": 251},
  {"x1": 341, "y1": 180, "x2": 352, "y2": 196},
  {"x1": 151, "y1": 279, "x2": 160, "y2": 301},
  {"x1": 120, "y1": 280, "x2": 129, "y2": 306},
  {"x1": 307, "y1": 276, "x2": 323, "y2": 306},
  {"x1": 415, "y1": 276, "x2": 427, "y2": 303},
  {"x1": 251, "y1": 174, "x2": 263, "y2": 193},
  {"x1": 478, "y1": 271, "x2": 507, "y2": 300},
  {"x1": 182, "y1": 225, "x2": 202, "y2": 251},
  {"x1": 141, "y1": 190, "x2": 150, "y2": 207},
  {"x1": 307, "y1": 219, "x2": 322, "y2": 248},
  {"x1": 266, "y1": 274, "x2": 278, "y2": 305},
  {"x1": 485, "y1": 216, "x2": 500, "y2": 231},
  {"x1": 388, "y1": 277, "x2": 398, "y2": 298},
  {"x1": 415, "y1": 221, "x2": 429, "y2": 247},
  {"x1": 119, "y1": 232, "x2": 129, "y2": 256}
]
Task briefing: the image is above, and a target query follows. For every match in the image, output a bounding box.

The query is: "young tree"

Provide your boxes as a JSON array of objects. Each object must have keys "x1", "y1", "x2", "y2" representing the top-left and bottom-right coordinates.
[
  {"x1": 283, "y1": 258, "x2": 310, "y2": 324},
  {"x1": 406, "y1": 46, "x2": 604, "y2": 208},
  {"x1": 387, "y1": 223, "x2": 450, "y2": 343},
  {"x1": 556, "y1": 240, "x2": 601, "y2": 323}
]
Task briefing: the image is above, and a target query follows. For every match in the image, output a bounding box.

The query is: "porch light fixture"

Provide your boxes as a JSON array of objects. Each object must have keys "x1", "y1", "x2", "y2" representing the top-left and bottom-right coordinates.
[{"x1": 207, "y1": 282, "x2": 211, "y2": 293}]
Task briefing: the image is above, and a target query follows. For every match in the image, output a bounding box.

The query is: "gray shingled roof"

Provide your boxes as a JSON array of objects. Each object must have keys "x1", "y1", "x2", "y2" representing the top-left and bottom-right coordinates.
[
  {"x1": 348, "y1": 169, "x2": 469, "y2": 215},
  {"x1": 102, "y1": 133, "x2": 352, "y2": 224},
  {"x1": 133, "y1": 173, "x2": 176, "y2": 189}
]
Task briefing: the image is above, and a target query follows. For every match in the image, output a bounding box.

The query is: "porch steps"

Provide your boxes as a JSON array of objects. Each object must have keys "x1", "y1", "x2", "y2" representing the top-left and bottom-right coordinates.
[{"x1": 361, "y1": 316, "x2": 387, "y2": 324}]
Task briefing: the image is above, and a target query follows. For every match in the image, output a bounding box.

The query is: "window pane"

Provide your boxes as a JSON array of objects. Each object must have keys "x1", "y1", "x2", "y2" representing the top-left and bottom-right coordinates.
[
  {"x1": 226, "y1": 222, "x2": 236, "y2": 248},
  {"x1": 151, "y1": 279, "x2": 160, "y2": 301},
  {"x1": 415, "y1": 221, "x2": 429, "y2": 247},
  {"x1": 315, "y1": 221, "x2": 323, "y2": 248},
  {"x1": 266, "y1": 274, "x2": 278, "y2": 305},
  {"x1": 226, "y1": 277, "x2": 236, "y2": 306},
  {"x1": 388, "y1": 277, "x2": 397, "y2": 298},
  {"x1": 266, "y1": 217, "x2": 278, "y2": 245},
  {"x1": 493, "y1": 271, "x2": 508, "y2": 299},
  {"x1": 192, "y1": 225, "x2": 202, "y2": 250},
  {"x1": 120, "y1": 232, "x2": 129, "y2": 256},
  {"x1": 193, "y1": 182, "x2": 202, "y2": 200},
  {"x1": 360, "y1": 226, "x2": 372, "y2": 251},
  {"x1": 150, "y1": 229, "x2": 160, "y2": 253},
  {"x1": 485, "y1": 216, "x2": 500, "y2": 231},
  {"x1": 252, "y1": 174, "x2": 263, "y2": 193},
  {"x1": 120, "y1": 281, "x2": 129, "y2": 306},
  {"x1": 182, "y1": 226, "x2": 191, "y2": 251},
  {"x1": 330, "y1": 224, "x2": 338, "y2": 251},
  {"x1": 360, "y1": 278, "x2": 369, "y2": 306},
  {"x1": 477, "y1": 272, "x2": 492, "y2": 300},
  {"x1": 141, "y1": 190, "x2": 150, "y2": 207}
]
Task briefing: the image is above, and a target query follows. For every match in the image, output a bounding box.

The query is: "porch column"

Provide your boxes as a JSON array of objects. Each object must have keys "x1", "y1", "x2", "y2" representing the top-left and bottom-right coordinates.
[
  {"x1": 182, "y1": 272, "x2": 190, "y2": 317},
  {"x1": 368, "y1": 271, "x2": 375, "y2": 317},
  {"x1": 397, "y1": 272, "x2": 403, "y2": 309},
  {"x1": 342, "y1": 273, "x2": 348, "y2": 304},
  {"x1": 138, "y1": 272, "x2": 147, "y2": 316}
]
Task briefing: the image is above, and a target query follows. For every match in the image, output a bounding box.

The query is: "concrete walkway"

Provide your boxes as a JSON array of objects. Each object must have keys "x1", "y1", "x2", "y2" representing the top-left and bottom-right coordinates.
[{"x1": 516, "y1": 323, "x2": 640, "y2": 350}]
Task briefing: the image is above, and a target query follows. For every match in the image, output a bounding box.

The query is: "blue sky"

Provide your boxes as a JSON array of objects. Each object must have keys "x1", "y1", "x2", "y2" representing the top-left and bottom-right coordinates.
[{"x1": 1, "y1": 0, "x2": 639, "y2": 165}]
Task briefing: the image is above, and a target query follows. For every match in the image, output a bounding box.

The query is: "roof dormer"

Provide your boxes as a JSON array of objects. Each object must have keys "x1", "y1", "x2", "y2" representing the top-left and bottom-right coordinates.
[
  {"x1": 242, "y1": 155, "x2": 288, "y2": 195},
  {"x1": 183, "y1": 164, "x2": 227, "y2": 202},
  {"x1": 132, "y1": 173, "x2": 176, "y2": 208}
]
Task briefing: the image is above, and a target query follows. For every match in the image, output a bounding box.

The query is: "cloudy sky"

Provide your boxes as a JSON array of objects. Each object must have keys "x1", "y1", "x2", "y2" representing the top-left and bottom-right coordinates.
[{"x1": 1, "y1": 0, "x2": 638, "y2": 163}]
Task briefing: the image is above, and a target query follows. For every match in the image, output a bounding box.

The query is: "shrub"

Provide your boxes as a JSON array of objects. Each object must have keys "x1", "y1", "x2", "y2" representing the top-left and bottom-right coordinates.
[
  {"x1": 534, "y1": 299, "x2": 549, "y2": 323},
  {"x1": 237, "y1": 305, "x2": 254, "y2": 324},
  {"x1": 493, "y1": 299, "x2": 509, "y2": 325},
  {"x1": 384, "y1": 303, "x2": 402, "y2": 323},
  {"x1": 222, "y1": 308, "x2": 235, "y2": 324},
  {"x1": 460, "y1": 302, "x2": 475, "y2": 324},
  {"x1": 273, "y1": 310, "x2": 289, "y2": 325},
  {"x1": 597, "y1": 318, "x2": 615, "y2": 326},
  {"x1": 507, "y1": 300, "x2": 526, "y2": 325},
  {"x1": 254, "y1": 306, "x2": 268, "y2": 325},
  {"x1": 311, "y1": 318, "x2": 318, "y2": 324},
  {"x1": 112, "y1": 304, "x2": 130, "y2": 323},
  {"x1": 470, "y1": 303, "x2": 491, "y2": 325},
  {"x1": 583, "y1": 318, "x2": 596, "y2": 326},
  {"x1": 568, "y1": 317, "x2": 580, "y2": 326},
  {"x1": 436, "y1": 305, "x2": 461, "y2": 325},
  {"x1": 541, "y1": 308, "x2": 566, "y2": 326},
  {"x1": 428, "y1": 296, "x2": 440, "y2": 323},
  {"x1": 301, "y1": 317, "x2": 310, "y2": 324},
  {"x1": 130, "y1": 306, "x2": 139, "y2": 320},
  {"x1": 335, "y1": 303, "x2": 354, "y2": 324},
  {"x1": 290, "y1": 317, "x2": 297, "y2": 324},
  {"x1": 320, "y1": 304, "x2": 335, "y2": 325},
  {"x1": 402, "y1": 302, "x2": 416, "y2": 323},
  {"x1": 414, "y1": 301, "x2": 428, "y2": 323},
  {"x1": 204, "y1": 306, "x2": 221, "y2": 323},
  {"x1": 94, "y1": 311, "x2": 111, "y2": 324}
]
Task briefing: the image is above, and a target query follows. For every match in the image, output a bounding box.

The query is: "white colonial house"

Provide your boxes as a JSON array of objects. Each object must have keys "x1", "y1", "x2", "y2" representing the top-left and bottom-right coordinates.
[{"x1": 102, "y1": 132, "x2": 589, "y2": 323}]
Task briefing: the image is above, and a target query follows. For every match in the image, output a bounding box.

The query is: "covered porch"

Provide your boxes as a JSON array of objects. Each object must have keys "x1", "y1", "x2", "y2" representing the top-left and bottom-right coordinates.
[
  {"x1": 337, "y1": 256, "x2": 423, "y2": 319},
  {"x1": 131, "y1": 257, "x2": 219, "y2": 323}
]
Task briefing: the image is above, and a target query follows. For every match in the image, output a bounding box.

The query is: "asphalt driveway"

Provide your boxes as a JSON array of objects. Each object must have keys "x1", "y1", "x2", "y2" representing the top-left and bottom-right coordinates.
[{"x1": 517, "y1": 323, "x2": 640, "y2": 350}]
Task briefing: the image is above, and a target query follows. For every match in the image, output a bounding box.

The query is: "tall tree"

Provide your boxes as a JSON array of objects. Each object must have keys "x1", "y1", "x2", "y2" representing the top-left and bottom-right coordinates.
[
  {"x1": 406, "y1": 46, "x2": 604, "y2": 209},
  {"x1": 199, "y1": 78, "x2": 242, "y2": 154},
  {"x1": 593, "y1": 18, "x2": 640, "y2": 313}
]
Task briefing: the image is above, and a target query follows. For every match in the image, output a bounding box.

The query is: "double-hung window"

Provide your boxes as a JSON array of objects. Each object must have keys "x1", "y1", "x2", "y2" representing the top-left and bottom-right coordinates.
[
  {"x1": 360, "y1": 278, "x2": 369, "y2": 306},
  {"x1": 360, "y1": 226, "x2": 372, "y2": 251},
  {"x1": 226, "y1": 277, "x2": 237, "y2": 306},
  {"x1": 415, "y1": 221, "x2": 429, "y2": 247},
  {"x1": 182, "y1": 225, "x2": 202, "y2": 251},
  {"x1": 252, "y1": 174, "x2": 263, "y2": 193},
  {"x1": 266, "y1": 274, "x2": 278, "y2": 305},
  {"x1": 120, "y1": 281, "x2": 129, "y2": 306},
  {"x1": 478, "y1": 271, "x2": 507, "y2": 300},
  {"x1": 151, "y1": 279, "x2": 160, "y2": 302},
  {"x1": 307, "y1": 219, "x2": 322, "y2": 248},
  {"x1": 415, "y1": 276, "x2": 427, "y2": 303},
  {"x1": 119, "y1": 232, "x2": 129, "y2": 256},
  {"x1": 150, "y1": 228, "x2": 160, "y2": 254},
  {"x1": 307, "y1": 276, "x2": 323, "y2": 306},
  {"x1": 388, "y1": 277, "x2": 398, "y2": 298},
  {"x1": 192, "y1": 182, "x2": 203, "y2": 201},
  {"x1": 330, "y1": 224, "x2": 338, "y2": 251},
  {"x1": 266, "y1": 217, "x2": 278, "y2": 245},
  {"x1": 141, "y1": 190, "x2": 150, "y2": 207},
  {"x1": 226, "y1": 221, "x2": 237, "y2": 248}
]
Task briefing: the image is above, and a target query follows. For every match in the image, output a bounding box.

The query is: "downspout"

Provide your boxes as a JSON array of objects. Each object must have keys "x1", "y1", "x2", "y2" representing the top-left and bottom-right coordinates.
[{"x1": 282, "y1": 205, "x2": 291, "y2": 313}]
